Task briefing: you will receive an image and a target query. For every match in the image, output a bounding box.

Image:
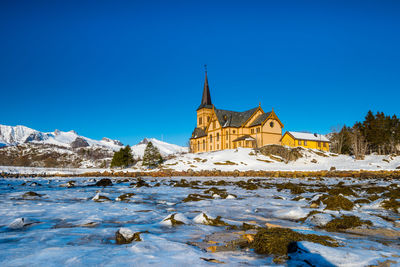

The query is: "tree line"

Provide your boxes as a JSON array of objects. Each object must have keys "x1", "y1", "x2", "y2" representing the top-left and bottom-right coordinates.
[{"x1": 330, "y1": 111, "x2": 400, "y2": 159}]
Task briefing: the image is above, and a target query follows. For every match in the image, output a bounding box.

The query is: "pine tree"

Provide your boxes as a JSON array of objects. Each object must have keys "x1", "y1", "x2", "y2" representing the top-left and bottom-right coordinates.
[
  {"x1": 142, "y1": 142, "x2": 163, "y2": 168},
  {"x1": 111, "y1": 145, "x2": 134, "y2": 168}
]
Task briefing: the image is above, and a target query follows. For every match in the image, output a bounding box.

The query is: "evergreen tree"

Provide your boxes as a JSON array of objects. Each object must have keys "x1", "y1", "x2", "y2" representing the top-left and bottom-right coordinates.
[
  {"x1": 111, "y1": 145, "x2": 134, "y2": 168},
  {"x1": 142, "y1": 142, "x2": 163, "y2": 168},
  {"x1": 331, "y1": 110, "x2": 400, "y2": 155}
]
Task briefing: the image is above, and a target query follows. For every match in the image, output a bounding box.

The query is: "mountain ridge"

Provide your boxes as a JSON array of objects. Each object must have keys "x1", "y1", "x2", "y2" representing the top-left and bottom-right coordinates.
[{"x1": 0, "y1": 124, "x2": 188, "y2": 168}]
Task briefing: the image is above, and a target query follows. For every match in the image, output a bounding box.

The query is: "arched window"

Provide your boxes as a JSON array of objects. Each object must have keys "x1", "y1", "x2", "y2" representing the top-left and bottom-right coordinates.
[
  {"x1": 217, "y1": 132, "x2": 220, "y2": 141},
  {"x1": 197, "y1": 141, "x2": 200, "y2": 151},
  {"x1": 210, "y1": 134, "x2": 212, "y2": 142}
]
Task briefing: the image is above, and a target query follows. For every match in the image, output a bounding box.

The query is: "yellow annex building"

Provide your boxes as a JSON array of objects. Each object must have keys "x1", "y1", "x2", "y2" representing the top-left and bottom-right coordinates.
[
  {"x1": 281, "y1": 131, "x2": 330, "y2": 152},
  {"x1": 190, "y1": 71, "x2": 284, "y2": 153}
]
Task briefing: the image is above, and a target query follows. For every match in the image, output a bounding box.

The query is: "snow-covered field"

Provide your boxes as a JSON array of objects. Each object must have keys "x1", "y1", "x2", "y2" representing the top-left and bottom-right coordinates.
[
  {"x1": 0, "y1": 176, "x2": 399, "y2": 266},
  {"x1": 2, "y1": 147, "x2": 399, "y2": 175},
  {"x1": 162, "y1": 148, "x2": 400, "y2": 172}
]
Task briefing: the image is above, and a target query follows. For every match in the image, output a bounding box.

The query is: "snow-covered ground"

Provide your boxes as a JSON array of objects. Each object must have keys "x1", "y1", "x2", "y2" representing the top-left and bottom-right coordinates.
[
  {"x1": 0, "y1": 176, "x2": 398, "y2": 266},
  {"x1": 1, "y1": 147, "x2": 399, "y2": 174},
  {"x1": 161, "y1": 148, "x2": 400, "y2": 172}
]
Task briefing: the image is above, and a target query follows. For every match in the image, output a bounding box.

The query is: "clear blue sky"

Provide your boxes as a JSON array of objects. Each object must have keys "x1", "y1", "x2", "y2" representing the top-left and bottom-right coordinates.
[{"x1": 1, "y1": 0, "x2": 399, "y2": 146}]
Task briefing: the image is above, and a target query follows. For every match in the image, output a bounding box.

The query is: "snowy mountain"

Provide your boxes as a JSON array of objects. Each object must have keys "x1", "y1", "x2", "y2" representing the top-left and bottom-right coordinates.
[
  {"x1": 131, "y1": 138, "x2": 188, "y2": 158},
  {"x1": 0, "y1": 124, "x2": 188, "y2": 168},
  {"x1": 0, "y1": 124, "x2": 123, "y2": 151}
]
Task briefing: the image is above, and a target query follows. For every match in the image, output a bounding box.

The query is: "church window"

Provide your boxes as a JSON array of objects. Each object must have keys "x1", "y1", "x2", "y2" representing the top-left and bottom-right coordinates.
[
  {"x1": 270, "y1": 121, "x2": 274, "y2": 128},
  {"x1": 199, "y1": 117, "x2": 202, "y2": 125},
  {"x1": 226, "y1": 130, "x2": 228, "y2": 135},
  {"x1": 217, "y1": 132, "x2": 220, "y2": 141},
  {"x1": 213, "y1": 121, "x2": 216, "y2": 129},
  {"x1": 210, "y1": 134, "x2": 212, "y2": 142},
  {"x1": 197, "y1": 141, "x2": 200, "y2": 151}
]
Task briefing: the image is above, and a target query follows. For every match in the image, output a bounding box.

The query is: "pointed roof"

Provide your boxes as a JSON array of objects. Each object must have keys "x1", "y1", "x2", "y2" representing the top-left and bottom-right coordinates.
[
  {"x1": 197, "y1": 69, "x2": 213, "y2": 110},
  {"x1": 214, "y1": 107, "x2": 259, "y2": 128}
]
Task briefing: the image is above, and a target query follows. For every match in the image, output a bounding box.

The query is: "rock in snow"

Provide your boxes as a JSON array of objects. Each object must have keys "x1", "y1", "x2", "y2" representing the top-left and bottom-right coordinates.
[
  {"x1": 8, "y1": 218, "x2": 36, "y2": 229},
  {"x1": 115, "y1": 228, "x2": 141, "y2": 244},
  {"x1": 193, "y1": 213, "x2": 214, "y2": 224},
  {"x1": 160, "y1": 213, "x2": 189, "y2": 226}
]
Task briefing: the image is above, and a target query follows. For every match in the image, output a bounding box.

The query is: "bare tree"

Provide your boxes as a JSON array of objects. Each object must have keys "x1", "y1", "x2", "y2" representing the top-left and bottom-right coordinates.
[
  {"x1": 351, "y1": 128, "x2": 368, "y2": 160},
  {"x1": 330, "y1": 125, "x2": 344, "y2": 154}
]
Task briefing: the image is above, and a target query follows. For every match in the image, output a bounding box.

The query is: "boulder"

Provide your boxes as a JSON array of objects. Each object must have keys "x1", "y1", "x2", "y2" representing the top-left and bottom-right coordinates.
[
  {"x1": 160, "y1": 213, "x2": 189, "y2": 226},
  {"x1": 8, "y1": 218, "x2": 36, "y2": 229},
  {"x1": 92, "y1": 193, "x2": 111, "y2": 202},
  {"x1": 115, "y1": 193, "x2": 135, "y2": 202},
  {"x1": 95, "y1": 178, "x2": 113, "y2": 187},
  {"x1": 115, "y1": 228, "x2": 141, "y2": 244},
  {"x1": 60, "y1": 181, "x2": 76, "y2": 188},
  {"x1": 22, "y1": 191, "x2": 44, "y2": 199}
]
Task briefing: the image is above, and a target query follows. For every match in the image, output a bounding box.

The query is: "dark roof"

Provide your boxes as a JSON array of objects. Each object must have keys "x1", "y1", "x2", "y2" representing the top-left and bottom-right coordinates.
[
  {"x1": 233, "y1": 135, "x2": 255, "y2": 142},
  {"x1": 197, "y1": 71, "x2": 213, "y2": 110},
  {"x1": 191, "y1": 127, "x2": 207, "y2": 139},
  {"x1": 214, "y1": 107, "x2": 258, "y2": 128},
  {"x1": 249, "y1": 112, "x2": 271, "y2": 127}
]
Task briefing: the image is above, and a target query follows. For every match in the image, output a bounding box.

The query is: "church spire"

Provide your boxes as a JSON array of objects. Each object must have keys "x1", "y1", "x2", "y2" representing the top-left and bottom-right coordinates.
[{"x1": 198, "y1": 65, "x2": 213, "y2": 110}]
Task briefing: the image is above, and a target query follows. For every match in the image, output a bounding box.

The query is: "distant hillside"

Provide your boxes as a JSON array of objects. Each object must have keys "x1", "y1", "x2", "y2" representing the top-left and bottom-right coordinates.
[
  {"x1": 0, "y1": 124, "x2": 187, "y2": 168},
  {"x1": 0, "y1": 124, "x2": 123, "y2": 150},
  {"x1": 131, "y1": 138, "x2": 188, "y2": 158}
]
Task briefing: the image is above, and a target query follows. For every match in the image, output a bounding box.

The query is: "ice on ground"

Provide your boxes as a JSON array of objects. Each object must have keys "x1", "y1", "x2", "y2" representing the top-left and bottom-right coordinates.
[
  {"x1": 293, "y1": 241, "x2": 395, "y2": 267},
  {"x1": 305, "y1": 213, "x2": 333, "y2": 227},
  {"x1": 273, "y1": 206, "x2": 309, "y2": 220},
  {"x1": 0, "y1": 176, "x2": 399, "y2": 266}
]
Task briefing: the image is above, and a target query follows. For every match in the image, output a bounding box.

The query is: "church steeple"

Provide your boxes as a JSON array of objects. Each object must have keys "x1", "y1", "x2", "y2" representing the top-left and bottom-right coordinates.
[{"x1": 198, "y1": 65, "x2": 213, "y2": 110}]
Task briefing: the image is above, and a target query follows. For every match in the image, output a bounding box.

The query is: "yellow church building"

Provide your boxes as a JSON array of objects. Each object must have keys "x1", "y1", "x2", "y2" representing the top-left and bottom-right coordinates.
[{"x1": 190, "y1": 71, "x2": 284, "y2": 153}]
